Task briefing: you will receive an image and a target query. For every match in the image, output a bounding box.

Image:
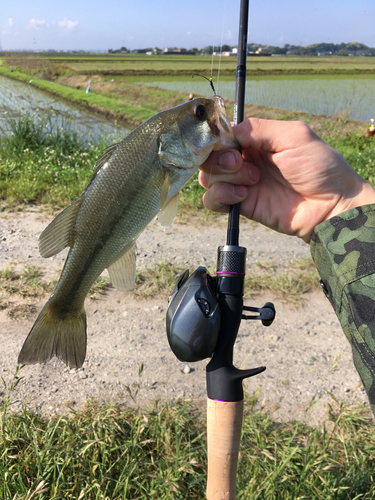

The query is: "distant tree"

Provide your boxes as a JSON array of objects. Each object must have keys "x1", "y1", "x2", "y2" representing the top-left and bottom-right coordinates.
[
  {"x1": 222, "y1": 44, "x2": 231, "y2": 52},
  {"x1": 314, "y1": 43, "x2": 336, "y2": 53},
  {"x1": 271, "y1": 46, "x2": 287, "y2": 54},
  {"x1": 347, "y1": 42, "x2": 368, "y2": 51},
  {"x1": 338, "y1": 48, "x2": 350, "y2": 56},
  {"x1": 293, "y1": 45, "x2": 317, "y2": 55}
]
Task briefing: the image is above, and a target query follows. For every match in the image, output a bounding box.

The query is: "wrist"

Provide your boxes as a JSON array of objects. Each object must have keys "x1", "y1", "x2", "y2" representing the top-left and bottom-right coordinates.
[{"x1": 324, "y1": 181, "x2": 375, "y2": 222}]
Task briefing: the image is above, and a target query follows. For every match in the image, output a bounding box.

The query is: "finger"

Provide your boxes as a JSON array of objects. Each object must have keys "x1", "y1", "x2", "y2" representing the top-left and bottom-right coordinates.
[
  {"x1": 233, "y1": 118, "x2": 319, "y2": 153},
  {"x1": 198, "y1": 162, "x2": 260, "y2": 190},
  {"x1": 200, "y1": 149, "x2": 243, "y2": 174},
  {"x1": 202, "y1": 182, "x2": 248, "y2": 212}
]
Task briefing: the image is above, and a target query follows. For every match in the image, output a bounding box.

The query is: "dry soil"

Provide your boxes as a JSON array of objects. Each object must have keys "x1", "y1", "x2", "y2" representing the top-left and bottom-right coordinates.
[{"x1": 0, "y1": 209, "x2": 371, "y2": 426}]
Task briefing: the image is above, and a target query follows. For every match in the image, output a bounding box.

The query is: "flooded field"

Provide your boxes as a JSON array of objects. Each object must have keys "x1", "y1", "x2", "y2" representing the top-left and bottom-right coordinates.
[
  {"x1": 0, "y1": 75, "x2": 129, "y2": 141},
  {"x1": 141, "y1": 77, "x2": 375, "y2": 122}
]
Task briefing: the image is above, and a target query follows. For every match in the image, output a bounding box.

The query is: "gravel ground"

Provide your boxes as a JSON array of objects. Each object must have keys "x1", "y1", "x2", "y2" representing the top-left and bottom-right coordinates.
[{"x1": 0, "y1": 209, "x2": 371, "y2": 426}]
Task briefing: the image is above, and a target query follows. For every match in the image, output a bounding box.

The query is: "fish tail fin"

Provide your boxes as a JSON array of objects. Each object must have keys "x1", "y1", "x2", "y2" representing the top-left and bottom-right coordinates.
[{"x1": 18, "y1": 299, "x2": 87, "y2": 369}]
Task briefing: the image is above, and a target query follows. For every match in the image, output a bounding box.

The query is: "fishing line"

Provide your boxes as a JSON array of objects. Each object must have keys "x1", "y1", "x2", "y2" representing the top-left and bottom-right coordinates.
[
  {"x1": 216, "y1": 0, "x2": 227, "y2": 94},
  {"x1": 210, "y1": 44, "x2": 215, "y2": 81},
  {"x1": 192, "y1": 74, "x2": 216, "y2": 95},
  {"x1": 205, "y1": 0, "x2": 228, "y2": 190}
]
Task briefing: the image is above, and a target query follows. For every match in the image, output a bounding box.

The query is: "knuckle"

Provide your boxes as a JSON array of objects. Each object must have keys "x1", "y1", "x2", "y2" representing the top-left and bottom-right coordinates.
[{"x1": 293, "y1": 121, "x2": 314, "y2": 140}]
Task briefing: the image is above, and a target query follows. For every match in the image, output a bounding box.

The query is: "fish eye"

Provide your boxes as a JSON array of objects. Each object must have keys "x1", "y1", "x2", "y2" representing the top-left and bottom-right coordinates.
[{"x1": 195, "y1": 104, "x2": 207, "y2": 120}]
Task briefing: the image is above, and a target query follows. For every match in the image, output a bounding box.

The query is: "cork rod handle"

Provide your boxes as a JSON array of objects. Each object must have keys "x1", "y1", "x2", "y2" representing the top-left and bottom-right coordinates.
[{"x1": 206, "y1": 398, "x2": 244, "y2": 500}]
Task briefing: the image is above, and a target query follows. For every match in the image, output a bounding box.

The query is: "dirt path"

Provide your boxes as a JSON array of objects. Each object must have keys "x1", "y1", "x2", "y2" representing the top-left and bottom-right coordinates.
[{"x1": 0, "y1": 210, "x2": 371, "y2": 426}]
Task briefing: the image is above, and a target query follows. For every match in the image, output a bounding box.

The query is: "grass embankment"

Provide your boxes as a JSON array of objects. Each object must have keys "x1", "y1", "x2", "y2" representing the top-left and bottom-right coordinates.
[{"x1": 0, "y1": 386, "x2": 374, "y2": 499}]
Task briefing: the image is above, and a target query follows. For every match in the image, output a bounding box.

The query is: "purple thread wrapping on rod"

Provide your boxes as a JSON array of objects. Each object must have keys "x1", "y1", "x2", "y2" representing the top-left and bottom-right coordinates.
[
  {"x1": 216, "y1": 271, "x2": 245, "y2": 275},
  {"x1": 210, "y1": 398, "x2": 244, "y2": 403}
]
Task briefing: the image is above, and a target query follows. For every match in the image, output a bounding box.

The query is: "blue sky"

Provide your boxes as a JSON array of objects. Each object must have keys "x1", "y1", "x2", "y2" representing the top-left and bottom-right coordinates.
[{"x1": 1, "y1": 0, "x2": 375, "y2": 51}]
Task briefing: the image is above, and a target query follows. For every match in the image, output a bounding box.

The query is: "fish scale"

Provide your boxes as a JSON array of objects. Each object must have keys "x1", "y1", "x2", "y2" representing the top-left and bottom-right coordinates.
[{"x1": 18, "y1": 96, "x2": 239, "y2": 368}]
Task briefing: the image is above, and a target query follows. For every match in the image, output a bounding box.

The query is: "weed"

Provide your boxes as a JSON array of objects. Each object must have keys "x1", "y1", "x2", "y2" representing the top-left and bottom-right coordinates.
[
  {"x1": 134, "y1": 262, "x2": 184, "y2": 297},
  {"x1": 88, "y1": 276, "x2": 111, "y2": 299},
  {"x1": 245, "y1": 257, "x2": 320, "y2": 304}
]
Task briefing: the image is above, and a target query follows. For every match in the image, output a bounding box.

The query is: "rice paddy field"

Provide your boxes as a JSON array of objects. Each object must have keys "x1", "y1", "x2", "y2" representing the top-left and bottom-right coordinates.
[
  {"x1": 6, "y1": 52, "x2": 375, "y2": 75},
  {"x1": 2, "y1": 52, "x2": 375, "y2": 123}
]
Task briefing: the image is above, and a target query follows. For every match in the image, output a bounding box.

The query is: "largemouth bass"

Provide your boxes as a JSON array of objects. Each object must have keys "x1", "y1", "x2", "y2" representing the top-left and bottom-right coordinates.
[{"x1": 18, "y1": 96, "x2": 238, "y2": 368}]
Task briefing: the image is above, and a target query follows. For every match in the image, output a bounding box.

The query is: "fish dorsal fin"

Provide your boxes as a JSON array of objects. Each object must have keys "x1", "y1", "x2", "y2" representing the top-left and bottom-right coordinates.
[
  {"x1": 93, "y1": 143, "x2": 118, "y2": 173},
  {"x1": 82, "y1": 143, "x2": 119, "y2": 194},
  {"x1": 107, "y1": 243, "x2": 136, "y2": 291},
  {"x1": 158, "y1": 193, "x2": 179, "y2": 229},
  {"x1": 39, "y1": 198, "x2": 81, "y2": 258},
  {"x1": 160, "y1": 173, "x2": 171, "y2": 209}
]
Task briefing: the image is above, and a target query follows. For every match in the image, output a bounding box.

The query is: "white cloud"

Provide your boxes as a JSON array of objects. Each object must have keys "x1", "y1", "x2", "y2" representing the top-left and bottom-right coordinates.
[
  {"x1": 58, "y1": 18, "x2": 79, "y2": 32},
  {"x1": 2, "y1": 18, "x2": 14, "y2": 35},
  {"x1": 29, "y1": 18, "x2": 48, "y2": 30}
]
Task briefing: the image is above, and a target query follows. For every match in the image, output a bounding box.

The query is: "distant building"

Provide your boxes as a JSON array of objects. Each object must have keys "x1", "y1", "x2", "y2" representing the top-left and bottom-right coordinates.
[
  {"x1": 162, "y1": 47, "x2": 192, "y2": 55},
  {"x1": 163, "y1": 47, "x2": 180, "y2": 53},
  {"x1": 212, "y1": 47, "x2": 237, "y2": 56}
]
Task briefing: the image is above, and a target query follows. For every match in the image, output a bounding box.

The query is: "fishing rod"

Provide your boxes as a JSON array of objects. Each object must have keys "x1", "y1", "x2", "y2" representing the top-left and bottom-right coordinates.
[{"x1": 167, "y1": 1, "x2": 275, "y2": 497}]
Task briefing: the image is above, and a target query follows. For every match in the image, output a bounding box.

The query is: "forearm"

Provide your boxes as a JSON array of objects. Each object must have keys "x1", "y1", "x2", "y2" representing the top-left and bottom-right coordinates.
[{"x1": 311, "y1": 204, "x2": 375, "y2": 414}]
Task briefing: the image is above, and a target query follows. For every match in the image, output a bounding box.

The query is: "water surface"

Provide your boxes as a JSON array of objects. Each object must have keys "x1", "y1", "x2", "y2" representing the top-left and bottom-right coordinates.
[
  {"x1": 140, "y1": 78, "x2": 375, "y2": 122},
  {"x1": 0, "y1": 75, "x2": 129, "y2": 141}
]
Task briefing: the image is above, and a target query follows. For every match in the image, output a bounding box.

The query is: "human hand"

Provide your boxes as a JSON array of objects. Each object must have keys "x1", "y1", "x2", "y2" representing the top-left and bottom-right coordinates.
[{"x1": 199, "y1": 118, "x2": 375, "y2": 243}]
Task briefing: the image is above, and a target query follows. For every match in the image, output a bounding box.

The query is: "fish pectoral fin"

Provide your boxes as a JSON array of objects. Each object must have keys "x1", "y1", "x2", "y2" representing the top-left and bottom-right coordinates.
[
  {"x1": 39, "y1": 197, "x2": 81, "y2": 258},
  {"x1": 160, "y1": 173, "x2": 171, "y2": 209},
  {"x1": 158, "y1": 193, "x2": 179, "y2": 229},
  {"x1": 107, "y1": 244, "x2": 137, "y2": 291}
]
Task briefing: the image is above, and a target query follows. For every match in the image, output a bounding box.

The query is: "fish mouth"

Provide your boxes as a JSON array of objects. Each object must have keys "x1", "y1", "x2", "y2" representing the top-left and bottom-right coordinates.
[{"x1": 209, "y1": 96, "x2": 240, "y2": 151}]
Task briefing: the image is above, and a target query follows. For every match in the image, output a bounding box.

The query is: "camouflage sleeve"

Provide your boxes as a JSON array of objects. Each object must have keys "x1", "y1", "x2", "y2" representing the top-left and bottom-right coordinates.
[{"x1": 310, "y1": 204, "x2": 375, "y2": 415}]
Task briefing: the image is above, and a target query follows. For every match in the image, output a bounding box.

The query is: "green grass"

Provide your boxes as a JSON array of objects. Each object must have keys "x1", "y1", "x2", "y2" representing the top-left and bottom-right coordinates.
[
  {"x1": 326, "y1": 134, "x2": 375, "y2": 185},
  {"x1": 0, "y1": 111, "x2": 209, "y2": 210},
  {"x1": 245, "y1": 257, "x2": 319, "y2": 305},
  {"x1": 135, "y1": 263, "x2": 184, "y2": 298},
  {"x1": 0, "y1": 112, "x2": 108, "y2": 206},
  {"x1": 0, "y1": 381, "x2": 374, "y2": 499}
]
